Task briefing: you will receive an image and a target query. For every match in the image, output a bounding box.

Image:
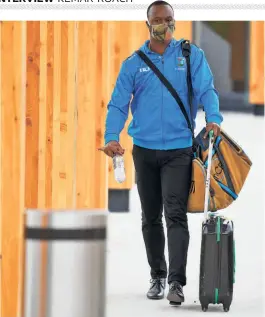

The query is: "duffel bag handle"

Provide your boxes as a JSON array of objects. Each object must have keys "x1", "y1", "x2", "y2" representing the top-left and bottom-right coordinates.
[{"x1": 204, "y1": 130, "x2": 214, "y2": 221}]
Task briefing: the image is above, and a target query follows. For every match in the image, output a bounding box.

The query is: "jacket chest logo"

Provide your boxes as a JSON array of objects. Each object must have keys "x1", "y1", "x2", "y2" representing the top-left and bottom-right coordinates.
[
  {"x1": 139, "y1": 67, "x2": 150, "y2": 73},
  {"x1": 177, "y1": 57, "x2": 185, "y2": 67}
]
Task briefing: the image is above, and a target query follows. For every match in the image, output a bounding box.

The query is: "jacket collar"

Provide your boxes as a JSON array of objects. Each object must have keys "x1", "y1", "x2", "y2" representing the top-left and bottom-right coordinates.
[{"x1": 142, "y1": 38, "x2": 183, "y2": 55}]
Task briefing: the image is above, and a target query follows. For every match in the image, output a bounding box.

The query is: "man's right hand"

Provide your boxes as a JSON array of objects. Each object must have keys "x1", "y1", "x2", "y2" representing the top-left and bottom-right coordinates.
[{"x1": 98, "y1": 141, "x2": 125, "y2": 158}]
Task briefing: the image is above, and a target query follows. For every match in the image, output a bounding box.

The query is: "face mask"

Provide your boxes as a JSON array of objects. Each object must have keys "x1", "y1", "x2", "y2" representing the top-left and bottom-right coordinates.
[{"x1": 148, "y1": 21, "x2": 175, "y2": 42}]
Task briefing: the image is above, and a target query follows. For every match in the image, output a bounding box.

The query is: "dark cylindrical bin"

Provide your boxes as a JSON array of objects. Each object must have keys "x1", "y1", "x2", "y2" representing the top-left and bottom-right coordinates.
[{"x1": 22, "y1": 209, "x2": 107, "y2": 317}]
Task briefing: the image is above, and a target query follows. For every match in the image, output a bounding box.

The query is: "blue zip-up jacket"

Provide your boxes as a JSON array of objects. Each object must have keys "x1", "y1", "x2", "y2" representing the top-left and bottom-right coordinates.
[{"x1": 104, "y1": 38, "x2": 223, "y2": 150}]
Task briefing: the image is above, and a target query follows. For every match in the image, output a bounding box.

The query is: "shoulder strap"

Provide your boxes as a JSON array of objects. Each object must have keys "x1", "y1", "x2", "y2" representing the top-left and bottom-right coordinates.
[
  {"x1": 136, "y1": 40, "x2": 194, "y2": 139},
  {"x1": 135, "y1": 41, "x2": 194, "y2": 140},
  {"x1": 181, "y1": 40, "x2": 194, "y2": 131}
]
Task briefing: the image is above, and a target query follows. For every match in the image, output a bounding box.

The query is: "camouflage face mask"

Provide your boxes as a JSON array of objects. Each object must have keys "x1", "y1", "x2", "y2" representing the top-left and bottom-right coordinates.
[{"x1": 149, "y1": 21, "x2": 175, "y2": 42}]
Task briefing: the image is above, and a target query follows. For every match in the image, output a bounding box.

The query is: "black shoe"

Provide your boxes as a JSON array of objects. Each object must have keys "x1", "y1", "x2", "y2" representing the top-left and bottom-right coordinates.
[
  {"x1": 146, "y1": 278, "x2": 166, "y2": 300},
  {"x1": 167, "y1": 281, "x2": 185, "y2": 304}
]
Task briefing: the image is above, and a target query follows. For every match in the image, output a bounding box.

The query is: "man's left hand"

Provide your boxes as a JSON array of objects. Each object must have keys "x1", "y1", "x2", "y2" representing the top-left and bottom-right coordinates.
[{"x1": 203, "y1": 122, "x2": 221, "y2": 139}]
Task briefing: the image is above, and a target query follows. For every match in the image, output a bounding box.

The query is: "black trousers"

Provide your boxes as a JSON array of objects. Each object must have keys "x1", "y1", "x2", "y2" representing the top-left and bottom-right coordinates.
[{"x1": 132, "y1": 144, "x2": 193, "y2": 286}]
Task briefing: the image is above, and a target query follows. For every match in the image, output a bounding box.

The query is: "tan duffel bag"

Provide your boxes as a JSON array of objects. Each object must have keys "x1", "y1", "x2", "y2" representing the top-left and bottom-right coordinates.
[{"x1": 188, "y1": 127, "x2": 252, "y2": 213}]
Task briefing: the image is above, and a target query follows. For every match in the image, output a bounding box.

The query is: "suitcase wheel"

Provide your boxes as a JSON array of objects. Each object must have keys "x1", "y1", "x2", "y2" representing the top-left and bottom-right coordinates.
[
  {"x1": 201, "y1": 305, "x2": 208, "y2": 312},
  {"x1": 223, "y1": 305, "x2": 230, "y2": 312}
]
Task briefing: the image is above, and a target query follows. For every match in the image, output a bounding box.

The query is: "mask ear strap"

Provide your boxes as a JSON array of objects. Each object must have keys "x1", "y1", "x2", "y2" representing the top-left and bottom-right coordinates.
[{"x1": 146, "y1": 21, "x2": 152, "y2": 33}]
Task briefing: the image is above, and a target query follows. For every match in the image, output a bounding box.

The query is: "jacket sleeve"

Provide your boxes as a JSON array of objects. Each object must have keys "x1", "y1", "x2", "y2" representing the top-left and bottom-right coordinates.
[
  {"x1": 191, "y1": 46, "x2": 223, "y2": 125},
  {"x1": 104, "y1": 61, "x2": 134, "y2": 145}
]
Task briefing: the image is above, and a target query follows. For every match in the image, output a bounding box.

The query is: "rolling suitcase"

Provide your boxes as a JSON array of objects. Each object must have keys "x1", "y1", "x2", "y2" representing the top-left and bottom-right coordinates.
[{"x1": 199, "y1": 131, "x2": 236, "y2": 312}]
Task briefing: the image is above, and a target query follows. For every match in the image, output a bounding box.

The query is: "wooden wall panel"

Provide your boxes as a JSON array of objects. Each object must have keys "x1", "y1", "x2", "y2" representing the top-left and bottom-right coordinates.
[
  {"x1": 62, "y1": 21, "x2": 77, "y2": 209},
  {"x1": 51, "y1": 21, "x2": 62, "y2": 209},
  {"x1": 249, "y1": 21, "x2": 264, "y2": 106},
  {"x1": 25, "y1": 21, "x2": 40, "y2": 209},
  {"x1": 76, "y1": 21, "x2": 95, "y2": 208},
  {"x1": 76, "y1": 22, "x2": 107, "y2": 209},
  {"x1": 30, "y1": 21, "x2": 77, "y2": 211},
  {"x1": 44, "y1": 21, "x2": 54, "y2": 209},
  {"x1": 95, "y1": 22, "x2": 108, "y2": 207},
  {"x1": 52, "y1": 21, "x2": 77, "y2": 208},
  {"x1": 38, "y1": 21, "x2": 48, "y2": 209},
  {"x1": 101, "y1": 21, "x2": 111, "y2": 202},
  {"x1": 17, "y1": 22, "x2": 27, "y2": 317},
  {"x1": 1, "y1": 21, "x2": 26, "y2": 317},
  {"x1": 1, "y1": 21, "x2": 108, "y2": 316}
]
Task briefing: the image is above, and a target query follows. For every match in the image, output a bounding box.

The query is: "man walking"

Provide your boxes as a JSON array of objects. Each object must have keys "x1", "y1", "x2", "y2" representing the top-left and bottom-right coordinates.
[{"x1": 99, "y1": 0, "x2": 223, "y2": 305}]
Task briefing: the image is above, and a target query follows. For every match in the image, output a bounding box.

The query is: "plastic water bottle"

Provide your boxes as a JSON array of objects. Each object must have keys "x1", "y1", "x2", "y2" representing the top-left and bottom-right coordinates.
[{"x1": 113, "y1": 155, "x2": 126, "y2": 183}]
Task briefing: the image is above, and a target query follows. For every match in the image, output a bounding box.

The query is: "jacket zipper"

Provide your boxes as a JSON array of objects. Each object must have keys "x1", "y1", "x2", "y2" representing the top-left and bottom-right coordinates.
[{"x1": 161, "y1": 55, "x2": 164, "y2": 146}]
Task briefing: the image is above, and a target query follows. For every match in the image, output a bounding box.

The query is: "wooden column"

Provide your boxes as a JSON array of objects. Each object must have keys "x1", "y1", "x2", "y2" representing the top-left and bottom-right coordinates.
[
  {"x1": 76, "y1": 21, "x2": 107, "y2": 209},
  {"x1": 1, "y1": 21, "x2": 108, "y2": 317},
  {"x1": 24, "y1": 21, "x2": 107, "y2": 211},
  {"x1": 1, "y1": 21, "x2": 26, "y2": 317},
  {"x1": 25, "y1": 21, "x2": 78, "y2": 212},
  {"x1": 249, "y1": 21, "x2": 264, "y2": 115},
  {"x1": 25, "y1": 21, "x2": 40, "y2": 209}
]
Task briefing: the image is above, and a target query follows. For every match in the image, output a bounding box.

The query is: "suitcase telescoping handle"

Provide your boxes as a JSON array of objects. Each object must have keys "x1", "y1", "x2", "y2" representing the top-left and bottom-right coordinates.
[{"x1": 204, "y1": 130, "x2": 214, "y2": 221}]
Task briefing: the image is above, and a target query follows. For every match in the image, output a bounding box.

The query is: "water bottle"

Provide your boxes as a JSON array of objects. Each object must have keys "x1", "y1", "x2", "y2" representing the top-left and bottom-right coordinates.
[{"x1": 113, "y1": 154, "x2": 126, "y2": 183}]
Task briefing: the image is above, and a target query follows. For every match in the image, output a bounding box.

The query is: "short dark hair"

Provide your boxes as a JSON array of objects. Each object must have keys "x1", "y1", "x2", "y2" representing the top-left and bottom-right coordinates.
[{"x1": 147, "y1": 1, "x2": 174, "y2": 18}]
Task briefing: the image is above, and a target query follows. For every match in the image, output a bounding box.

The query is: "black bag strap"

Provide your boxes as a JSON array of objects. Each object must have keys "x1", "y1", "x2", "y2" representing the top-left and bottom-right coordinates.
[
  {"x1": 181, "y1": 40, "x2": 194, "y2": 131},
  {"x1": 136, "y1": 42, "x2": 194, "y2": 140}
]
